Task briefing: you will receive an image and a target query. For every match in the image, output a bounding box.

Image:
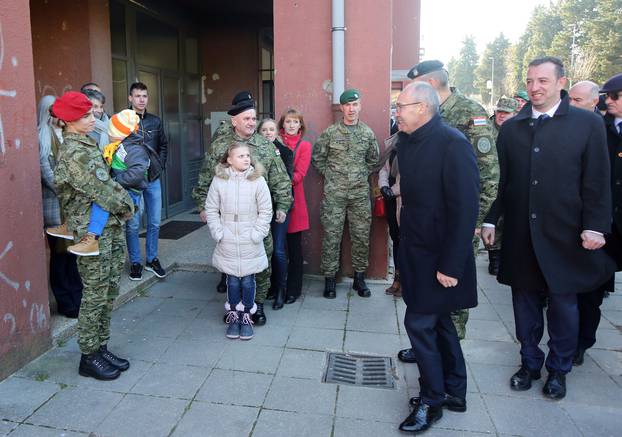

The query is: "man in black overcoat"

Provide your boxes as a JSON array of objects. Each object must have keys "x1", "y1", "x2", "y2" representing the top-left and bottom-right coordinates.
[
  {"x1": 482, "y1": 57, "x2": 615, "y2": 400},
  {"x1": 395, "y1": 82, "x2": 480, "y2": 434}
]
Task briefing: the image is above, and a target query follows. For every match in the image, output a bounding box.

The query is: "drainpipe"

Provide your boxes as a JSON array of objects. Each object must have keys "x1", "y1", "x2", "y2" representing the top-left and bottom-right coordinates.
[{"x1": 332, "y1": 0, "x2": 345, "y2": 106}]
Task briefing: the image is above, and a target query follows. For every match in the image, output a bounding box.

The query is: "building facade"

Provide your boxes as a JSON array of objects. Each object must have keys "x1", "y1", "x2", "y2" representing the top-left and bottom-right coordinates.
[{"x1": 0, "y1": 0, "x2": 420, "y2": 379}]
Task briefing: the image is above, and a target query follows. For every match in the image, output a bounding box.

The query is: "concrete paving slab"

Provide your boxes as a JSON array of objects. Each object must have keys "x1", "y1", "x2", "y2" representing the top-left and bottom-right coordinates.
[
  {"x1": 483, "y1": 394, "x2": 582, "y2": 437},
  {"x1": 195, "y1": 368, "x2": 273, "y2": 407},
  {"x1": 0, "y1": 377, "x2": 59, "y2": 422},
  {"x1": 344, "y1": 331, "x2": 402, "y2": 356},
  {"x1": 0, "y1": 420, "x2": 17, "y2": 436},
  {"x1": 300, "y1": 293, "x2": 349, "y2": 311},
  {"x1": 216, "y1": 343, "x2": 283, "y2": 374},
  {"x1": 602, "y1": 309, "x2": 622, "y2": 327},
  {"x1": 252, "y1": 410, "x2": 333, "y2": 437},
  {"x1": 587, "y1": 348, "x2": 622, "y2": 376},
  {"x1": 276, "y1": 348, "x2": 327, "y2": 380},
  {"x1": 470, "y1": 363, "x2": 544, "y2": 400},
  {"x1": 287, "y1": 326, "x2": 344, "y2": 351},
  {"x1": 469, "y1": 302, "x2": 503, "y2": 321},
  {"x1": 437, "y1": 393, "x2": 496, "y2": 434},
  {"x1": 150, "y1": 298, "x2": 207, "y2": 318},
  {"x1": 179, "y1": 317, "x2": 231, "y2": 342},
  {"x1": 333, "y1": 417, "x2": 404, "y2": 437},
  {"x1": 294, "y1": 308, "x2": 348, "y2": 330},
  {"x1": 131, "y1": 313, "x2": 195, "y2": 339},
  {"x1": 263, "y1": 376, "x2": 337, "y2": 415},
  {"x1": 6, "y1": 424, "x2": 85, "y2": 437},
  {"x1": 465, "y1": 319, "x2": 514, "y2": 342},
  {"x1": 95, "y1": 393, "x2": 188, "y2": 437},
  {"x1": 245, "y1": 323, "x2": 292, "y2": 347},
  {"x1": 113, "y1": 296, "x2": 167, "y2": 317},
  {"x1": 461, "y1": 339, "x2": 520, "y2": 366},
  {"x1": 26, "y1": 387, "x2": 123, "y2": 432},
  {"x1": 591, "y1": 328, "x2": 622, "y2": 350},
  {"x1": 561, "y1": 402, "x2": 622, "y2": 437},
  {"x1": 107, "y1": 333, "x2": 175, "y2": 362},
  {"x1": 129, "y1": 362, "x2": 209, "y2": 399},
  {"x1": 170, "y1": 401, "x2": 258, "y2": 437},
  {"x1": 346, "y1": 310, "x2": 400, "y2": 334},
  {"x1": 157, "y1": 338, "x2": 225, "y2": 367},
  {"x1": 336, "y1": 384, "x2": 409, "y2": 423}
]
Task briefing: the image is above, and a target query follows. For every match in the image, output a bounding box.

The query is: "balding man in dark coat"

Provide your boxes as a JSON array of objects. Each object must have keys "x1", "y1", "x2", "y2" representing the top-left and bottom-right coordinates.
[
  {"x1": 482, "y1": 57, "x2": 615, "y2": 400},
  {"x1": 396, "y1": 82, "x2": 479, "y2": 434}
]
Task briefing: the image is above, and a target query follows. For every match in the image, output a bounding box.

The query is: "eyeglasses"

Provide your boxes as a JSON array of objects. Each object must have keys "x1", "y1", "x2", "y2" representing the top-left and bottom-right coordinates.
[
  {"x1": 604, "y1": 92, "x2": 621, "y2": 101},
  {"x1": 392, "y1": 102, "x2": 423, "y2": 111}
]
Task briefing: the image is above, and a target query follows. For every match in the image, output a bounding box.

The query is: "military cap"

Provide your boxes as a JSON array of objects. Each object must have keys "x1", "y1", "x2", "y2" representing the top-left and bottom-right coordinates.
[
  {"x1": 513, "y1": 90, "x2": 529, "y2": 101},
  {"x1": 495, "y1": 96, "x2": 519, "y2": 113},
  {"x1": 600, "y1": 73, "x2": 622, "y2": 93},
  {"x1": 227, "y1": 91, "x2": 255, "y2": 116},
  {"x1": 339, "y1": 89, "x2": 361, "y2": 104},
  {"x1": 407, "y1": 60, "x2": 444, "y2": 79}
]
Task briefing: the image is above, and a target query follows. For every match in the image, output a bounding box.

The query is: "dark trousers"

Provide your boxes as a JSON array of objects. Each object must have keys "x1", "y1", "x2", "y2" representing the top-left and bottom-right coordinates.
[
  {"x1": 404, "y1": 306, "x2": 467, "y2": 406},
  {"x1": 384, "y1": 197, "x2": 400, "y2": 265},
  {"x1": 577, "y1": 281, "x2": 608, "y2": 350},
  {"x1": 512, "y1": 288, "x2": 578, "y2": 374},
  {"x1": 47, "y1": 235, "x2": 83, "y2": 315},
  {"x1": 270, "y1": 217, "x2": 290, "y2": 291},
  {"x1": 286, "y1": 232, "x2": 303, "y2": 297}
]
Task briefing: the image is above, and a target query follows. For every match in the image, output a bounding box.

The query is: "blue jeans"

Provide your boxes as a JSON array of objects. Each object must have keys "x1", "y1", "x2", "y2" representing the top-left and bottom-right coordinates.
[
  {"x1": 125, "y1": 179, "x2": 162, "y2": 264},
  {"x1": 226, "y1": 274, "x2": 256, "y2": 312},
  {"x1": 270, "y1": 216, "x2": 290, "y2": 290},
  {"x1": 88, "y1": 191, "x2": 142, "y2": 236}
]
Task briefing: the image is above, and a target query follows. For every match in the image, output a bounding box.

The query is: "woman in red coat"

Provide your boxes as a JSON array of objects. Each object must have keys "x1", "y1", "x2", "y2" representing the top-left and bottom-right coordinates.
[{"x1": 278, "y1": 109, "x2": 311, "y2": 303}]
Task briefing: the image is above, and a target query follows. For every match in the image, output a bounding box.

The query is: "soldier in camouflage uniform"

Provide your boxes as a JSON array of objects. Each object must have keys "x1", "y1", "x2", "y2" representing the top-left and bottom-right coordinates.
[
  {"x1": 486, "y1": 97, "x2": 519, "y2": 273},
  {"x1": 192, "y1": 91, "x2": 292, "y2": 325},
  {"x1": 52, "y1": 92, "x2": 134, "y2": 380},
  {"x1": 312, "y1": 89, "x2": 380, "y2": 299},
  {"x1": 409, "y1": 60, "x2": 499, "y2": 341}
]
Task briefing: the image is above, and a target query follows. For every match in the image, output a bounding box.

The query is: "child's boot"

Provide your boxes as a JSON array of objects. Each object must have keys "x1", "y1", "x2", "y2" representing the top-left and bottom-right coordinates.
[
  {"x1": 45, "y1": 223, "x2": 74, "y2": 240},
  {"x1": 240, "y1": 312, "x2": 254, "y2": 340},
  {"x1": 225, "y1": 310, "x2": 240, "y2": 339},
  {"x1": 68, "y1": 233, "x2": 100, "y2": 256}
]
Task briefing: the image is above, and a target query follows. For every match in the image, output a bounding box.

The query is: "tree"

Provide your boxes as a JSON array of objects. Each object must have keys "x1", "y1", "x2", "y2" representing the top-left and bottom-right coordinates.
[
  {"x1": 449, "y1": 36, "x2": 479, "y2": 96},
  {"x1": 475, "y1": 33, "x2": 511, "y2": 106}
]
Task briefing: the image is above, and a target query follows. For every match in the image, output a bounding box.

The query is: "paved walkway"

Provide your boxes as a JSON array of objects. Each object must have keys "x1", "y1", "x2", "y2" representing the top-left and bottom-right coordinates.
[{"x1": 1, "y1": 258, "x2": 622, "y2": 437}]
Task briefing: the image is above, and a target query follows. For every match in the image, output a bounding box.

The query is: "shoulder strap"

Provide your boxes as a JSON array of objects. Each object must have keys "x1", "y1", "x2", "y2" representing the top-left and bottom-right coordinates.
[{"x1": 292, "y1": 138, "x2": 303, "y2": 159}]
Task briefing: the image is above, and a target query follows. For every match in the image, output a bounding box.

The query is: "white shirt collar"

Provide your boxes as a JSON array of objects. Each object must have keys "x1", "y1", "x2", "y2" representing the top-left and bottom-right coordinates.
[
  {"x1": 532, "y1": 100, "x2": 561, "y2": 119},
  {"x1": 614, "y1": 117, "x2": 622, "y2": 126}
]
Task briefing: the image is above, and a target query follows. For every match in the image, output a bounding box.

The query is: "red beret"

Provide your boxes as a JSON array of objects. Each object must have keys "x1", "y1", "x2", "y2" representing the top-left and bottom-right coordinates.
[{"x1": 52, "y1": 91, "x2": 93, "y2": 122}]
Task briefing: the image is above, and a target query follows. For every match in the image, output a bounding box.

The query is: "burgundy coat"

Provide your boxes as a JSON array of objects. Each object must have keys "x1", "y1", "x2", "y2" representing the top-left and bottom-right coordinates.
[{"x1": 281, "y1": 132, "x2": 311, "y2": 233}]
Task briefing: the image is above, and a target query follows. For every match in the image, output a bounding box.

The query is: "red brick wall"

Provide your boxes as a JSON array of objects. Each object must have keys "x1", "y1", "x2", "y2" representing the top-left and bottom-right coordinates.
[{"x1": 0, "y1": 0, "x2": 51, "y2": 380}]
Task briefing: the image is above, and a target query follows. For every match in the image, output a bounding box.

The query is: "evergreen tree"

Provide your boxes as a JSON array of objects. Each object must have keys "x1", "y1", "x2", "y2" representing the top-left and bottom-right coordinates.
[
  {"x1": 476, "y1": 33, "x2": 511, "y2": 106},
  {"x1": 451, "y1": 36, "x2": 479, "y2": 96}
]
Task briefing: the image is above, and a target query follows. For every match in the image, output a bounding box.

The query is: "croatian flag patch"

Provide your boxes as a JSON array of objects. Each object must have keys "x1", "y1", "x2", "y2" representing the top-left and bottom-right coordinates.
[{"x1": 472, "y1": 117, "x2": 487, "y2": 127}]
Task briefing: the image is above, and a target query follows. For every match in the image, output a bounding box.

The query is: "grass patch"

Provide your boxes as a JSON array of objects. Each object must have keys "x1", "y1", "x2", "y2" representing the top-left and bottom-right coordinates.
[{"x1": 33, "y1": 372, "x2": 49, "y2": 382}]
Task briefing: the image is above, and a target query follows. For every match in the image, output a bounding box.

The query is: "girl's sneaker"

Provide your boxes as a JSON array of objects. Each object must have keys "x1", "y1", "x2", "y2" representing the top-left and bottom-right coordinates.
[
  {"x1": 240, "y1": 312, "x2": 254, "y2": 340},
  {"x1": 225, "y1": 311, "x2": 240, "y2": 339}
]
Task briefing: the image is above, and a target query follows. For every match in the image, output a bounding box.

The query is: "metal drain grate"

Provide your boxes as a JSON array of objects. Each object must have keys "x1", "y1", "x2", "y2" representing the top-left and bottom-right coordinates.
[{"x1": 323, "y1": 352, "x2": 395, "y2": 389}]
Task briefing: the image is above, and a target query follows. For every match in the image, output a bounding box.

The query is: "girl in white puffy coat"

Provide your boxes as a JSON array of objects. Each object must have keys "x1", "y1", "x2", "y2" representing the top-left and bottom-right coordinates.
[{"x1": 205, "y1": 142, "x2": 273, "y2": 340}]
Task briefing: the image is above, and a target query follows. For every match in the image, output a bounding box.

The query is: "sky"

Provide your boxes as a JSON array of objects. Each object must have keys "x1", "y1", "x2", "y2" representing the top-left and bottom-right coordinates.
[{"x1": 420, "y1": 0, "x2": 552, "y2": 63}]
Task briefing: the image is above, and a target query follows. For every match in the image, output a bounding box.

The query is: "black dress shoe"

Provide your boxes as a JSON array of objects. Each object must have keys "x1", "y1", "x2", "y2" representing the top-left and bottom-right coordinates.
[
  {"x1": 253, "y1": 302, "x2": 267, "y2": 326},
  {"x1": 324, "y1": 276, "x2": 336, "y2": 299},
  {"x1": 399, "y1": 401, "x2": 443, "y2": 433},
  {"x1": 353, "y1": 272, "x2": 371, "y2": 297},
  {"x1": 79, "y1": 352, "x2": 121, "y2": 380},
  {"x1": 573, "y1": 348, "x2": 585, "y2": 366},
  {"x1": 409, "y1": 394, "x2": 466, "y2": 412},
  {"x1": 216, "y1": 273, "x2": 227, "y2": 294},
  {"x1": 397, "y1": 348, "x2": 417, "y2": 363},
  {"x1": 284, "y1": 295, "x2": 297, "y2": 304},
  {"x1": 542, "y1": 371, "x2": 566, "y2": 400},
  {"x1": 510, "y1": 366, "x2": 541, "y2": 391},
  {"x1": 99, "y1": 344, "x2": 130, "y2": 371},
  {"x1": 273, "y1": 288, "x2": 285, "y2": 310}
]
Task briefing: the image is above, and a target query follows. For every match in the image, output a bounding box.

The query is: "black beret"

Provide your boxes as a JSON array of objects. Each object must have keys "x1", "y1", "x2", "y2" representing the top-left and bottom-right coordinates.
[
  {"x1": 227, "y1": 91, "x2": 255, "y2": 116},
  {"x1": 601, "y1": 73, "x2": 622, "y2": 93},
  {"x1": 407, "y1": 60, "x2": 444, "y2": 79}
]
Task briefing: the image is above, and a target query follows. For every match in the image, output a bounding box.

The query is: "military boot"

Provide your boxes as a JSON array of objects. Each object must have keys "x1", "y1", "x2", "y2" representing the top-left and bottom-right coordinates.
[
  {"x1": 99, "y1": 344, "x2": 130, "y2": 371},
  {"x1": 353, "y1": 272, "x2": 371, "y2": 297},
  {"x1": 488, "y1": 250, "x2": 501, "y2": 275},
  {"x1": 79, "y1": 352, "x2": 121, "y2": 380},
  {"x1": 323, "y1": 276, "x2": 336, "y2": 299},
  {"x1": 253, "y1": 302, "x2": 267, "y2": 326}
]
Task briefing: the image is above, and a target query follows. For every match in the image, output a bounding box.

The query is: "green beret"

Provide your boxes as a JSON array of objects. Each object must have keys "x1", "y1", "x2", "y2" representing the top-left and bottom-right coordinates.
[
  {"x1": 513, "y1": 90, "x2": 529, "y2": 101},
  {"x1": 339, "y1": 89, "x2": 361, "y2": 104}
]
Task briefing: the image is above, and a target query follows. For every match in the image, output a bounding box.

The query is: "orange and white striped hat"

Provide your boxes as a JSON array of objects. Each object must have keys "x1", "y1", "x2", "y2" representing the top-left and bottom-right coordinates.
[{"x1": 108, "y1": 109, "x2": 140, "y2": 140}]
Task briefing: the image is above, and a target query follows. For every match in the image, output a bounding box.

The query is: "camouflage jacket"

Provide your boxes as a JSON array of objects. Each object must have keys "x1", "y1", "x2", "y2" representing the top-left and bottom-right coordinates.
[
  {"x1": 192, "y1": 127, "x2": 292, "y2": 213},
  {"x1": 54, "y1": 133, "x2": 134, "y2": 235},
  {"x1": 312, "y1": 120, "x2": 380, "y2": 190},
  {"x1": 441, "y1": 88, "x2": 498, "y2": 225}
]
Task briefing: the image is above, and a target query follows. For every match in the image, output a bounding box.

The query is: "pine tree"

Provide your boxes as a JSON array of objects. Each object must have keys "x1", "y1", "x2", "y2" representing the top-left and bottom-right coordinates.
[
  {"x1": 450, "y1": 36, "x2": 479, "y2": 96},
  {"x1": 476, "y1": 33, "x2": 511, "y2": 106}
]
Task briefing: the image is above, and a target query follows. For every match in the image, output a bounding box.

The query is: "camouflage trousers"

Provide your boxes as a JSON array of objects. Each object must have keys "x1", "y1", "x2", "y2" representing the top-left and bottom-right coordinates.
[
  {"x1": 76, "y1": 226, "x2": 125, "y2": 354},
  {"x1": 254, "y1": 231, "x2": 274, "y2": 304},
  {"x1": 320, "y1": 191, "x2": 371, "y2": 276}
]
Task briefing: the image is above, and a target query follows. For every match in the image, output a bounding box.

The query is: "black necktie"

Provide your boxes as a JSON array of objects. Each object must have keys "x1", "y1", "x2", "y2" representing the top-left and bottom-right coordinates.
[
  {"x1": 535, "y1": 113, "x2": 550, "y2": 129},
  {"x1": 617, "y1": 121, "x2": 622, "y2": 136}
]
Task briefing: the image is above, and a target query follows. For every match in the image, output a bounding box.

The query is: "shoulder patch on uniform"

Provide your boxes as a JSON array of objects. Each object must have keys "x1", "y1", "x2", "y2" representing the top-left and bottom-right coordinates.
[
  {"x1": 476, "y1": 137, "x2": 492, "y2": 154},
  {"x1": 471, "y1": 117, "x2": 488, "y2": 127},
  {"x1": 95, "y1": 167, "x2": 110, "y2": 182}
]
